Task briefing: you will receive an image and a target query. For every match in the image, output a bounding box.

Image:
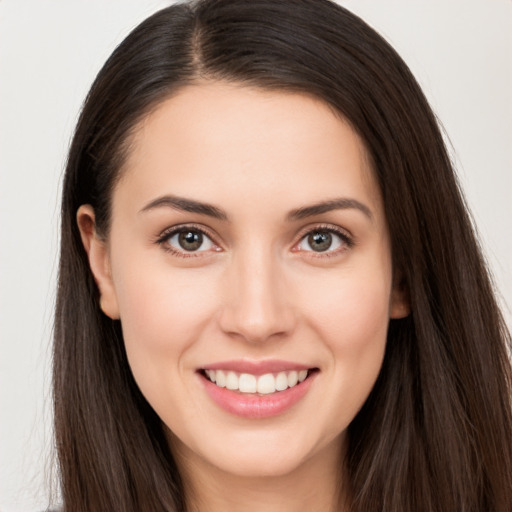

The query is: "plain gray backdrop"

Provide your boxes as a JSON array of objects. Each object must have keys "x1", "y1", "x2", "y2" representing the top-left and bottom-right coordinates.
[{"x1": 1, "y1": 1, "x2": 511, "y2": 510}]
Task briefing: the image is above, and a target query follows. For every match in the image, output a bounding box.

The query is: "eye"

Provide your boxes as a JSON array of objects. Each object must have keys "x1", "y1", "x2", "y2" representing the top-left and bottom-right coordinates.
[
  {"x1": 295, "y1": 227, "x2": 353, "y2": 254},
  {"x1": 157, "y1": 226, "x2": 219, "y2": 256}
]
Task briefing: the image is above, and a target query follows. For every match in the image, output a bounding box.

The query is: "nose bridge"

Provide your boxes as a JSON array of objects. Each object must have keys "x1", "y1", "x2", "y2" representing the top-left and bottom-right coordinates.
[{"x1": 218, "y1": 242, "x2": 294, "y2": 343}]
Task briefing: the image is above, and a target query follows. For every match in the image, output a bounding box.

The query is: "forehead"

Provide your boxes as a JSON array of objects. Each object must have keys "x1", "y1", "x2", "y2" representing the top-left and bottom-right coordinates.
[{"x1": 116, "y1": 81, "x2": 383, "y2": 221}]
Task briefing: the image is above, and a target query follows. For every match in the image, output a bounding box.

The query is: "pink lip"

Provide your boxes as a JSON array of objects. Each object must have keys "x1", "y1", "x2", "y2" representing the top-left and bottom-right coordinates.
[
  {"x1": 198, "y1": 366, "x2": 318, "y2": 419},
  {"x1": 201, "y1": 359, "x2": 311, "y2": 376}
]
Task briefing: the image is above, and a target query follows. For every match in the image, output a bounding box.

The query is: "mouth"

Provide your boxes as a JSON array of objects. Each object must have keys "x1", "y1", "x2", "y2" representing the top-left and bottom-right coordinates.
[
  {"x1": 199, "y1": 368, "x2": 317, "y2": 395},
  {"x1": 197, "y1": 364, "x2": 319, "y2": 419}
]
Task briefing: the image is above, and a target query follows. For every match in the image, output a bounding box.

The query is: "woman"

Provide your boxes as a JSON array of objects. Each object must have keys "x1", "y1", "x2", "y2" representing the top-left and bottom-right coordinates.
[{"x1": 53, "y1": 0, "x2": 512, "y2": 510}]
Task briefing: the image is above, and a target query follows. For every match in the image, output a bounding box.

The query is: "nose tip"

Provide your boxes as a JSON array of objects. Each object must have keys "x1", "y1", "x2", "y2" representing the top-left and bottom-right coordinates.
[
  {"x1": 221, "y1": 302, "x2": 291, "y2": 344},
  {"x1": 217, "y1": 255, "x2": 295, "y2": 344}
]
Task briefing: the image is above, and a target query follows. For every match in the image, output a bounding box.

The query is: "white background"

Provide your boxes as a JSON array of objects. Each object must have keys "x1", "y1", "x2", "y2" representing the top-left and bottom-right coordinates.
[{"x1": 0, "y1": 1, "x2": 510, "y2": 510}]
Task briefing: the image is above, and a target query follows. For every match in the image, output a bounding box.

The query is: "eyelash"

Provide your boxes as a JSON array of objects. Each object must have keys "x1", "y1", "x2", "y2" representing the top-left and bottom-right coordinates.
[
  {"x1": 294, "y1": 224, "x2": 354, "y2": 258},
  {"x1": 155, "y1": 223, "x2": 354, "y2": 258},
  {"x1": 155, "y1": 223, "x2": 220, "y2": 258}
]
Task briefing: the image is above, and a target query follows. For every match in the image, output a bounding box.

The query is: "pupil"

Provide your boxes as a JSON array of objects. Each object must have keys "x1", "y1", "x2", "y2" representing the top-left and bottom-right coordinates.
[
  {"x1": 308, "y1": 232, "x2": 332, "y2": 252},
  {"x1": 178, "y1": 230, "x2": 203, "y2": 251}
]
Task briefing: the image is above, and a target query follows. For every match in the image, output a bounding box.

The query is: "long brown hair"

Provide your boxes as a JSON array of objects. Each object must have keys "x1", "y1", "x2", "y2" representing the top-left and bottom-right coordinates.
[{"x1": 54, "y1": 0, "x2": 512, "y2": 510}]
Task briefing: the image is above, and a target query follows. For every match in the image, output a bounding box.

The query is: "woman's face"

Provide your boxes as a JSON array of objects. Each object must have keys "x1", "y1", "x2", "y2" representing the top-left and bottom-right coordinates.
[{"x1": 80, "y1": 82, "x2": 407, "y2": 480}]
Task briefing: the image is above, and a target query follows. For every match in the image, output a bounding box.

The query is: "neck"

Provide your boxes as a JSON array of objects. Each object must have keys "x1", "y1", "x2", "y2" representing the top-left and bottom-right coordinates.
[{"x1": 173, "y1": 436, "x2": 348, "y2": 512}]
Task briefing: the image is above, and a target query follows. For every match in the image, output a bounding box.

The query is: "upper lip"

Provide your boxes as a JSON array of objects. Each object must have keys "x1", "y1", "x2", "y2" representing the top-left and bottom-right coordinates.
[{"x1": 200, "y1": 359, "x2": 314, "y2": 376}]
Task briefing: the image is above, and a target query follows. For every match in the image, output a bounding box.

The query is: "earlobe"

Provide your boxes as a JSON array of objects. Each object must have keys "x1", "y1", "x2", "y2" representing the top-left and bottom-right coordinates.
[{"x1": 76, "y1": 205, "x2": 120, "y2": 320}]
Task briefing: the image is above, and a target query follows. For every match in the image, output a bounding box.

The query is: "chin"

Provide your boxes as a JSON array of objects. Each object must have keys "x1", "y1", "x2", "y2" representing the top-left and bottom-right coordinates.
[
  {"x1": 220, "y1": 450, "x2": 309, "y2": 479},
  {"x1": 171, "y1": 423, "x2": 344, "y2": 481}
]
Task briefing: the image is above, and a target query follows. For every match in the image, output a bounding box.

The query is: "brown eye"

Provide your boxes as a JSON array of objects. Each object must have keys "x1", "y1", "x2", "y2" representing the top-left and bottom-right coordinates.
[
  {"x1": 178, "y1": 230, "x2": 203, "y2": 251},
  {"x1": 307, "y1": 231, "x2": 333, "y2": 252},
  {"x1": 295, "y1": 227, "x2": 352, "y2": 255},
  {"x1": 162, "y1": 228, "x2": 216, "y2": 254}
]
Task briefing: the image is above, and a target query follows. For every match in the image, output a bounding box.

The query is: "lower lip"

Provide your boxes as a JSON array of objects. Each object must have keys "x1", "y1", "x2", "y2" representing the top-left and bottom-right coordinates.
[{"x1": 199, "y1": 371, "x2": 317, "y2": 419}]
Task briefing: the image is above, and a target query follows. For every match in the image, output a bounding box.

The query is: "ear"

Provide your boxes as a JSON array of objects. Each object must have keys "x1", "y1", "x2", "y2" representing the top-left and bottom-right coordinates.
[
  {"x1": 389, "y1": 271, "x2": 410, "y2": 319},
  {"x1": 77, "y1": 205, "x2": 120, "y2": 319}
]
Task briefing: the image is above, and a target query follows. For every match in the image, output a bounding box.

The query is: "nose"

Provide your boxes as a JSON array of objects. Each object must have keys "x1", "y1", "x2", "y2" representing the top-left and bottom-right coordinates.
[{"x1": 217, "y1": 246, "x2": 296, "y2": 344}]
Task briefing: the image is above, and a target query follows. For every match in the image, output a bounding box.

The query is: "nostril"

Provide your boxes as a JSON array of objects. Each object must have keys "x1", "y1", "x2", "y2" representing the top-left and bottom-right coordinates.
[{"x1": 216, "y1": 277, "x2": 296, "y2": 343}]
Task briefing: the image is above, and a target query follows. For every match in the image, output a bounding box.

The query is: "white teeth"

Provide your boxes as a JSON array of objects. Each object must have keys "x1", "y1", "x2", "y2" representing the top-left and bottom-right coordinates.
[
  {"x1": 204, "y1": 369, "x2": 310, "y2": 394},
  {"x1": 226, "y1": 371, "x2": 238, "y2": 390},
  {"x1": 287, "y1": 371, "x2": 298, "y2": 387},
  {"x1": 216, "y1": 370, "x2": 226, "y2": 388},
  {"x1": 257, "y1": 373, "x2": 275, "y2": 394},
  {"x1": 239, "y1": 373, "x2": 257, "y2": 393},
  {"x1": 275, "y1": 372, "x2": 289, "y2": 391}
]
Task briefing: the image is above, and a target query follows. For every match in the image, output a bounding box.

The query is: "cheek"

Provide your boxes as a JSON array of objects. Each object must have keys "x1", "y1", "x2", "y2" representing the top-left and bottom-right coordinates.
[
  {"x1": 111, "y1": 257, "x2": 219, "y2": 378},
  {"x1": 297, "y1": 260, "x2": 392, "y2": 418},
  {"x1": 302, "y1": 262, "x2": 392, "y2": 348}
]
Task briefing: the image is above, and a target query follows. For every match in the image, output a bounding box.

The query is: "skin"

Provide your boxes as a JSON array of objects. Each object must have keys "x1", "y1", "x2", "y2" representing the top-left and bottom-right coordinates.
[{"x1": 78, "y1": 82, "x2": 409, "y2": 512}]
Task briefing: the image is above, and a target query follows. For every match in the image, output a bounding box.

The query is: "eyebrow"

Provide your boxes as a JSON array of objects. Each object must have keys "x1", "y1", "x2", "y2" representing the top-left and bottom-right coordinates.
[
  {"x1": 139, "y1": 195, "x2": 373, "y2": 222},
  {"x1": 287, "y1": 198, "x2": 373, "y2": 221},
  {"x1": 139, "y1": 195, "x2": 228, "y2": 221}
]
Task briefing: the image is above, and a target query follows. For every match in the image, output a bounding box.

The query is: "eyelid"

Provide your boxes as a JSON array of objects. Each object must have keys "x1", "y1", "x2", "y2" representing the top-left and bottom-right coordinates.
[
  {"x1": 153, "y1": 222, "x2": 354, "y2": 258},
  {"x1": 154, "y1": 223, "x2": 222, "y2": 256},
  {"x1": 292, "y1": 223, "x2": 355, "y2": 255}
]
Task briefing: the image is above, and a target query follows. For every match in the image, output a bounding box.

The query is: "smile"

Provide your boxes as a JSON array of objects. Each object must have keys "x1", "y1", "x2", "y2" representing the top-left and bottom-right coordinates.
[
  {"x1": 198, "y1": 362, "x2": 318, "y2": 419},
  {"x1": 204, "y1": 369, "x2": 309, "y2": 395}
]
